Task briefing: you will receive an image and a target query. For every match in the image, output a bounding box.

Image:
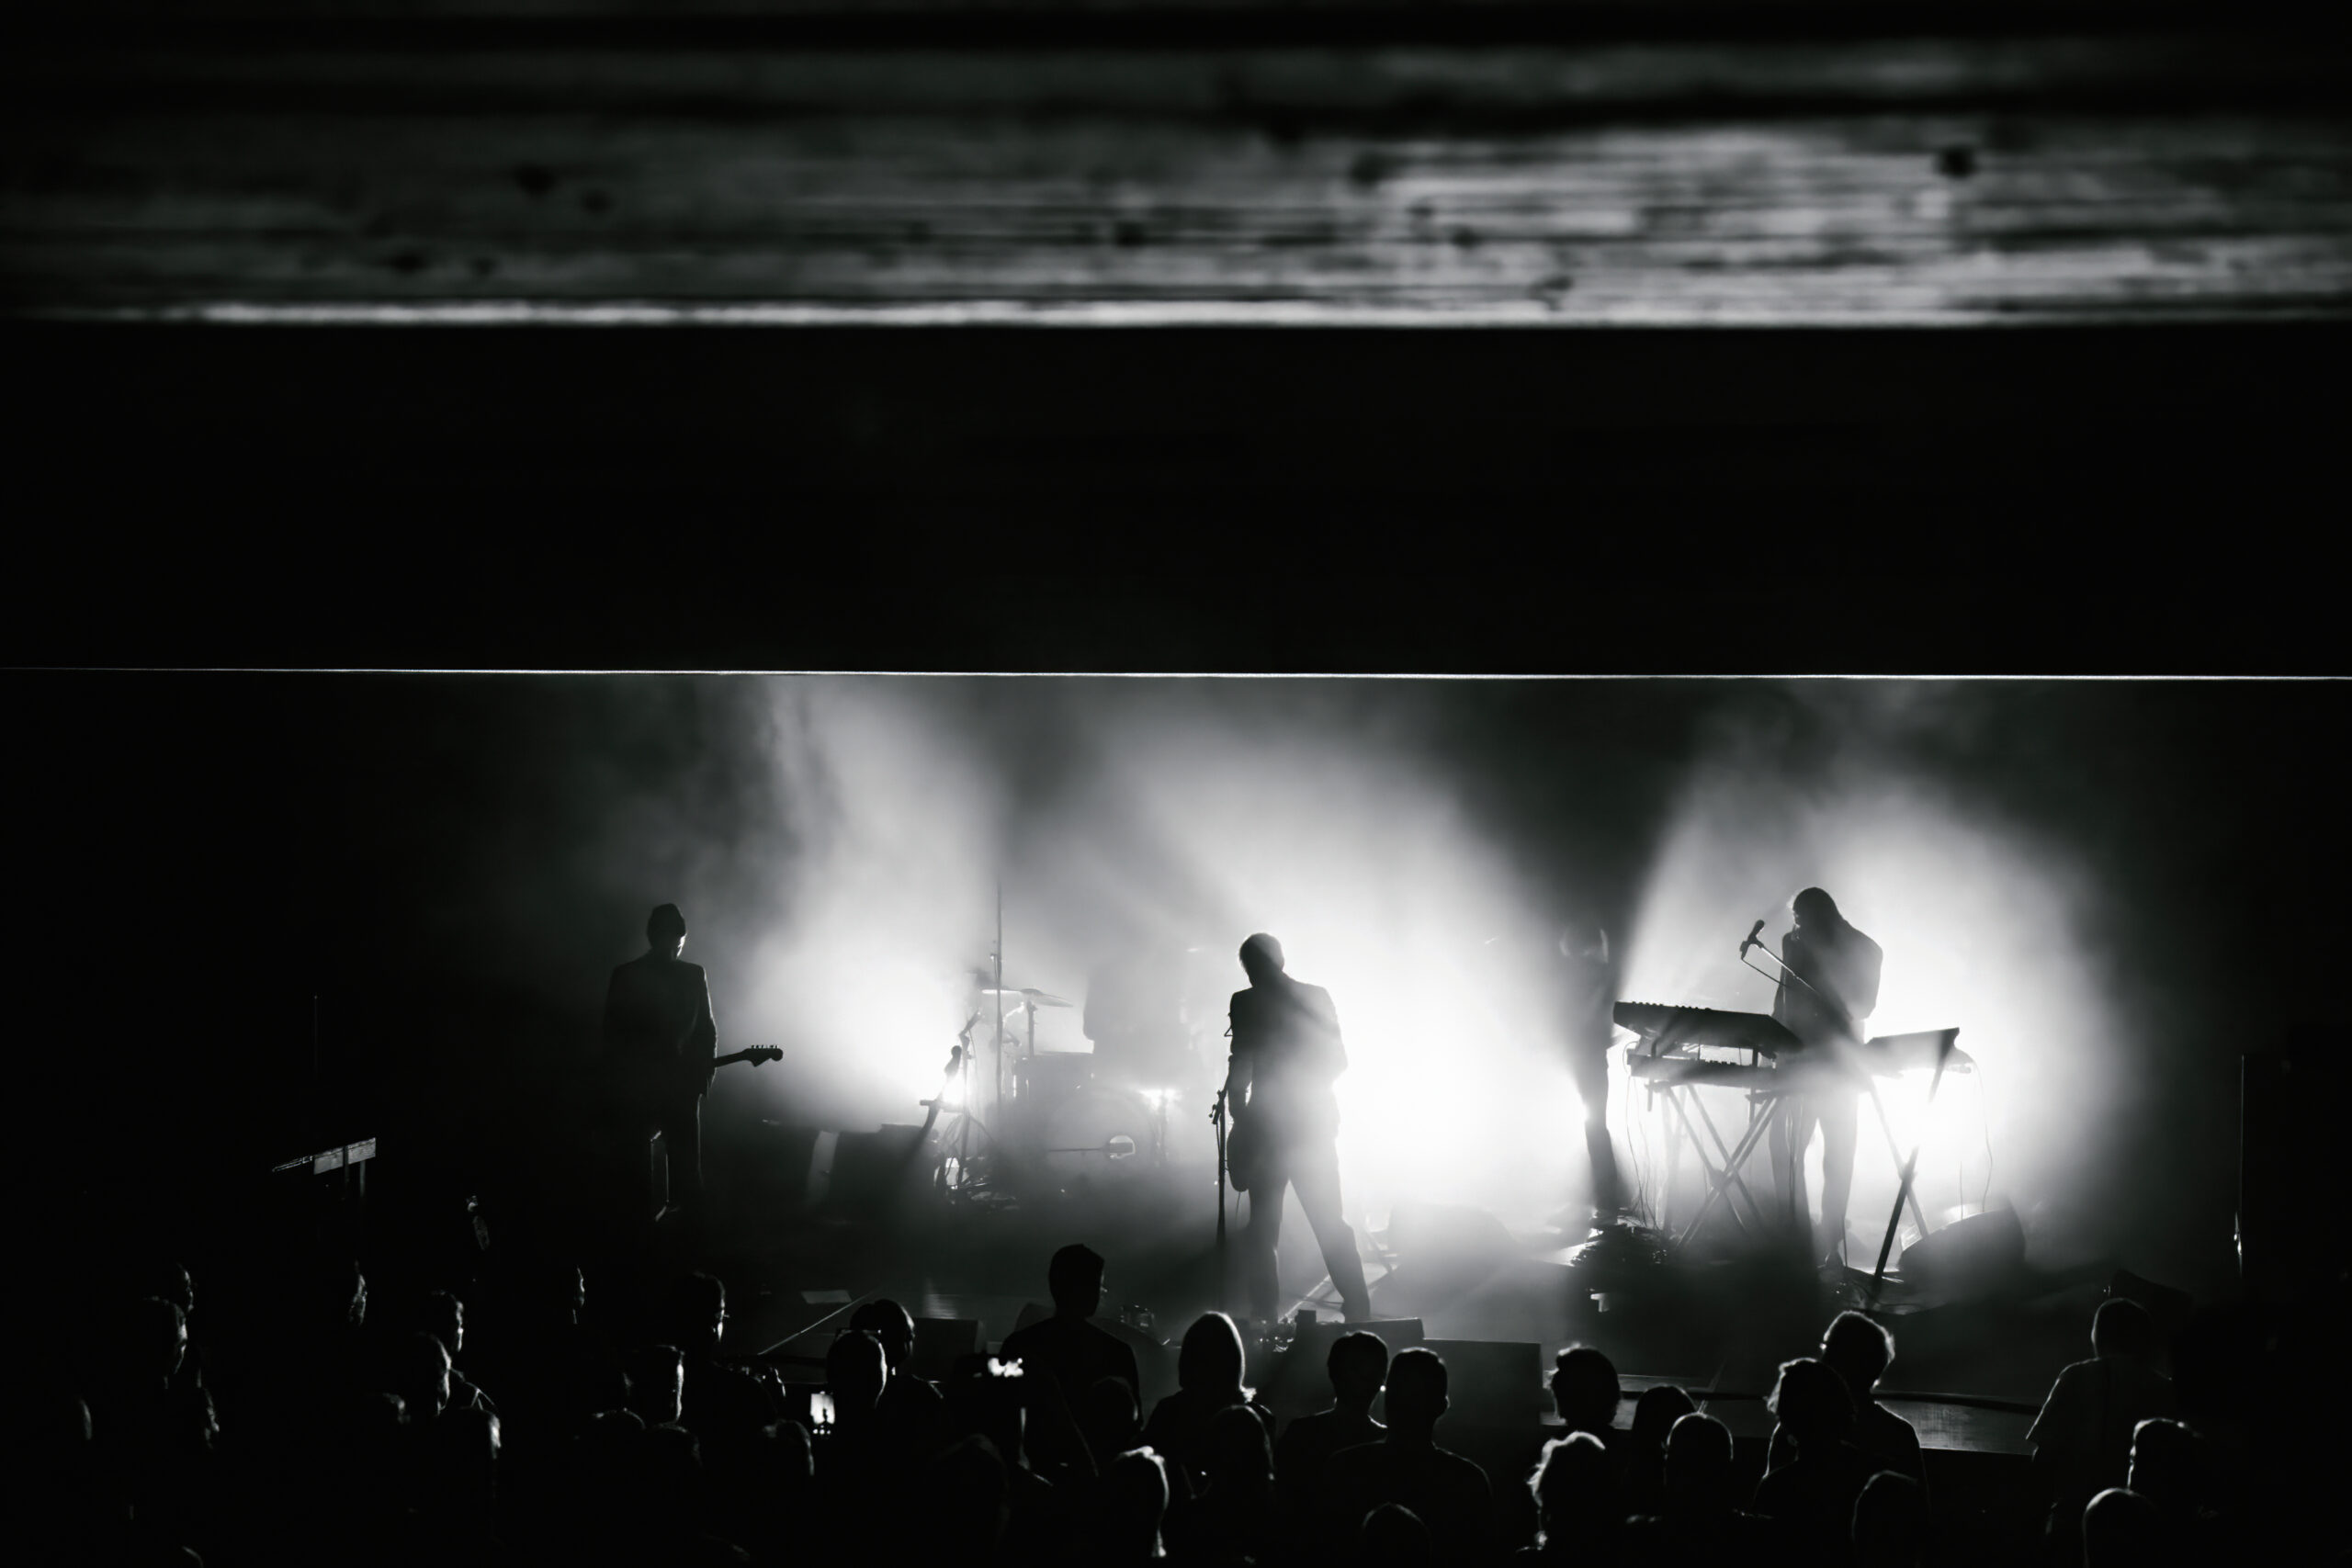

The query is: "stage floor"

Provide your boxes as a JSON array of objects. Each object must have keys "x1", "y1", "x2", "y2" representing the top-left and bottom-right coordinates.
[{"x1": 645, "y1": 1164, "x2": 2084, "y2": 1455}]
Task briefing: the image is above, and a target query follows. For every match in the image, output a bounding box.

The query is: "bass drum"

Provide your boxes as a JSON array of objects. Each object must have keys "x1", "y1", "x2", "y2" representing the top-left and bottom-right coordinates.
[{"x1": 1038, "y1": 1086, "x2": 1154, "y2": 1190}]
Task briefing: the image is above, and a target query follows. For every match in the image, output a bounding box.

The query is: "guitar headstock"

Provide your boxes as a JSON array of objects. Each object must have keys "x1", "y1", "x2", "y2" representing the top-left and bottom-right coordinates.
[{"x1": 746, "y1": 1045, "x2": 782, "y2": 1066}]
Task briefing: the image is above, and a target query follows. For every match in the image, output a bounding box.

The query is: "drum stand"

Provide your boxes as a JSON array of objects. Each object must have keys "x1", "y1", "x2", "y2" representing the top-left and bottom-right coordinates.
[{"x1": 933, "y1": 1019, "x2": 1012, "y2": 1206}]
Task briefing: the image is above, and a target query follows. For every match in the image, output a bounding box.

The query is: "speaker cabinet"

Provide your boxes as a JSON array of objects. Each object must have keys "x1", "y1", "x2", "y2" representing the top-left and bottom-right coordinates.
[
  {"x1": 1255, "y1": 1317, "x2": 1427, "y2": 1420},
  {"x1": 1898, "y1": 1202, "x2": 2025, "y2": 1300}
]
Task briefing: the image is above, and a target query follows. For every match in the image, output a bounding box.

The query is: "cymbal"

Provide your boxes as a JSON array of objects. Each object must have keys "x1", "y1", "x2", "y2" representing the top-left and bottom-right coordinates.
[{"x1": 978, "y1": 986, "x2": 1073, "y2": 1008}]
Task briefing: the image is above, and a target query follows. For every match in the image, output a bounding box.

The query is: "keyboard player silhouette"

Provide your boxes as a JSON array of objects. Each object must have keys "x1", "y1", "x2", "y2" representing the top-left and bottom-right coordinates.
[{"x1": 1768, "y1": 888, "x2": 1882, "y2": 1267}]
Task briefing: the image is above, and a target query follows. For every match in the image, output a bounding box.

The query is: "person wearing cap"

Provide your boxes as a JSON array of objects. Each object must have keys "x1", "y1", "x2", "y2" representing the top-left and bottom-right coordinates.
[
  {"x1": 1225, "y1": 932, "x2": 1374, "y2": 1325},
  {"x1": 603, "y1": 902, "x2": 719, "y2": 1212}
]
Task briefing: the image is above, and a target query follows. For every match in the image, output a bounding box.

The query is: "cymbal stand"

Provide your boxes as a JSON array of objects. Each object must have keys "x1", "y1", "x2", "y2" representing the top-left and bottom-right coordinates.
[{"x1": 938, "y1": 1014, "x2": 1006, "y2": 1201}]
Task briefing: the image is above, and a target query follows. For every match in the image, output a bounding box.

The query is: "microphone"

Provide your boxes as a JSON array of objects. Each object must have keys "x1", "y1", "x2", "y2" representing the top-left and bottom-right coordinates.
[{"x1": 1738, "y1": 919, "x2": 1766, "y2": 958}]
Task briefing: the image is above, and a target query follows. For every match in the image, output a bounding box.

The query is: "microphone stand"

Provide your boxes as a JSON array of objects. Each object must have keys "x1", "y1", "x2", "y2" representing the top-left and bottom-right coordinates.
[
  {"x1": 1738, "y1": 928, "x2": 1930, "y2": 1258},
  {"x1": 1212, "y1": 1023, "x2": 1235, "y2": 1313}
]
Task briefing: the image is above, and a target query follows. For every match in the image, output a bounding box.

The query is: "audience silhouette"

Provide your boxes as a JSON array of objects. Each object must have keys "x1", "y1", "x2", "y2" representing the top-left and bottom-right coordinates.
[
  {"x1": 1625, "y1": 1382, "x2": 1697, "y2": 1516},
  {"x1": 1750, "y1": 1357, "x2": 1876, "y2": 1565},
  {"x1": 1770, "y1": 1311, "x2": 1927, "y2": 1497},
  {"x1": 1143, "y1": 1313, "x2": 1272, "y2": 1494},
  {"x1": 1517, "y1": 1430, "x2": 1622, "y2": 1563},
  {"x1": 2029, "y1": 1297, "x2": 2176, "y2": 1562},
  {"x1": 1623, "y1": 1410, "x2": 1790, "y2": 1567},
  {"x1": 1275, "y1": 1328, "x2": 1390, "y2": 1539},
  {"x1": 1325, "y1": 1347, "x2": 1496, "y2": 1566},
  {"x1": 41, "y1": 1213, "x2": 2305, "y2": 1568}
]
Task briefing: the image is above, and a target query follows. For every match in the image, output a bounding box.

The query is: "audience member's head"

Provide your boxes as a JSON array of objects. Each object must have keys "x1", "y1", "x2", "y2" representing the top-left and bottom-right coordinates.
[
  {"x1": 1098, "y1": 1448, "x2": 1170, "y2": 1562},
  {"x1": 1329, "y1": 1330, "x2": 1390, "y2": 1415},
  {"x1": 667, "y1": 1271, "x2": 729, "y2": 1357},
  {"x1": 1769, "y1": 1359, "x2": 1856, "y2": 1456},
  {"x1": 421, "y1": 1290, "x2": 466, "y2": 1360},
  {"x1": 2094, "y1": 1298, "x2": 2159, "y2": 1363},
  {"x1": 1553, "y1": 1345, "x2": 1621, "y2": 1435},
  {"x1": 149, "y1": 1261, "x2": 196, "y2": 1321},
  {"x1": 1204, "y1": 1403, "x2": 1274, "y2": 1497},
  {"x1": 1048, "y1": 1245, "x2": 1109, "y2": 1318},
  {"x1": 1177, "y1": 1313, "x2": 1248, "y2": 1399},
  {"x1": 625, "y1": 1346, "x2": 685, "y2": 1427},
  {"x1": 758, "y1": 1419, "x2": 815, "y2": 1497},
  {"x1": 1664, "y1": 1412, "x2": 1736, "y2": 1516},
  {"x1": 1530, "y1": 1431, "x2": 1619, "y2": 1546},
  {"x1": 850, "y1": 1299, "x2": 918, "y2": 1376},
  {"x1": 1632, "y1": 1384, "x2": 1698, "y2": 1452},
  {"x1": 121, "y1": 1295, "x2": 187, "y2": 1387},
  {"x1": 560, "y1": 1261, "x2": 588, "y2": 1324},
  {"x1": 1361, "y1": 1502, "x2": 1438, "y2": 1568},
  {"x1": 1383, "y1": 1348, "x2": 1449, "y2": 1441},
  {"x1": 1852, "y1": 1471, "x2": 1928, "y2": 1568},
  {"x1": 827, "y1": 1330, "x2": 888, "y2": 1427},
  {"x1": 515, "y1": 1254, "x2": 586, "y2": 1326},
  {"x1": 2127, "y1": 1418, "x2": 2206, "y2": 1517},
  {"x1": 2082, "y1": 1487, "x2": 2163, "y2": 1568},
  {"x1": 397, "y1": 1332, "x2": 455, "y2": 1425},
  {"x1": 1823, "y1": 1311, "x2": 1896, "y2": 1399}
]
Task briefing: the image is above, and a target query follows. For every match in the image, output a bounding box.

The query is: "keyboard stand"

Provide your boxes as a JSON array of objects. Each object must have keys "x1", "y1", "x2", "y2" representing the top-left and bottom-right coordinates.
[
  {"x1": 1869, "y1": 1028, "x2": 1964, "y2": 1295},
  {"x1": 1659, "y1": 1077, "x2": 1794, "y2": 1247}
]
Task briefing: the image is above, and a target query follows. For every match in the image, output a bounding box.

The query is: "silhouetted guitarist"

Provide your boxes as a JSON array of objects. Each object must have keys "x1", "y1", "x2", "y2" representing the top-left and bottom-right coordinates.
[
  {"x1": 1768, "y1": 886, "x2": 1883, "y2": 1268},
  {"x1": 604, "y1": 903, "x2": 718, "y2": 1212},
  {"x1": 1225, "y1": 932, "x2": 1374, "y2": 1325}
]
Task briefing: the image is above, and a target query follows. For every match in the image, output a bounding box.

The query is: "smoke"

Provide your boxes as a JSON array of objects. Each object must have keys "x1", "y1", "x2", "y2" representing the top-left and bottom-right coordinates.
[
  {"x1": 730, "y1": 679, "x2": 1009, "y2": 1127},
  {"x1": 696, "y1": 677, "x2": 1580, "y2": 1228}
]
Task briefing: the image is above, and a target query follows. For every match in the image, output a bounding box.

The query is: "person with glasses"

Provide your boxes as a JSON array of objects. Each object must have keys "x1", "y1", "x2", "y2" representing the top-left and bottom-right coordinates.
[{"x1": 665, "y1": 1270, "x2": 780, "y2": 1463}]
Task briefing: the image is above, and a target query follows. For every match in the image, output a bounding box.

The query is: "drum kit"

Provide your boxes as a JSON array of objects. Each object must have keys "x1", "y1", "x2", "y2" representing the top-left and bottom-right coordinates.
[{"x1": 929, "y1": 974, "x2": 1181, "y2": 1207}]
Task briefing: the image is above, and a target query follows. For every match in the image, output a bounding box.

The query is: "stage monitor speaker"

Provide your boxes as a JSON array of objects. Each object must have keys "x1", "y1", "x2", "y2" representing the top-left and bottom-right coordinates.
[
  {"x1": 1898, "y1": 1202, "x2": 2025, "y2": 1300},
  {"x1": 912, "y1": 1316, "x2": 978, "y2": 1382},
  {"x1": 744, "y1": 1122, "x2": 821, "y2": 1212},
  {"x1": 1256, "y1": 1318, "x2": 1426, "y2": 1420},
  {"x1": 826, "y1": 1124, "x2": 929, "y2": 1217}
]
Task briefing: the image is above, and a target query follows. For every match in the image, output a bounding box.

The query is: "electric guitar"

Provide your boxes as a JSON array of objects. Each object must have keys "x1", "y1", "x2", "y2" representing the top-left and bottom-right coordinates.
[
  {"x1": 606, "y1": 1044, "x2": 781, "y2": 1108},
  {"x1": 1216, "y1": 1090, "x2": 1262, "y2": 1195}
]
